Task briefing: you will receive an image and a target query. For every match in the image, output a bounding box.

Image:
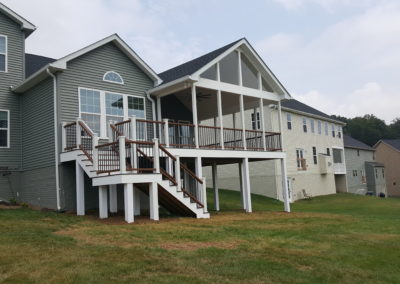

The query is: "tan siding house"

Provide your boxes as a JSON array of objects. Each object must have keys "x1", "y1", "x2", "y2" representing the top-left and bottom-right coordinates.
[{"x1": 374, "y1": 140, "x2": 400, "y2": 197}]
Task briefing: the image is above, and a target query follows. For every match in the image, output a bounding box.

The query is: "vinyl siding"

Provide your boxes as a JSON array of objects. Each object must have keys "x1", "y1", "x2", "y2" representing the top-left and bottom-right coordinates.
[
  {"x1": 375, "y1": 143, "x2": 400, "y2": 197},
  {"x1": 344, "y1": 148, "x2": 374, "y2": 195},
  {"x1": 0, "y1": 11, "x2": 24, "y2": 169}
]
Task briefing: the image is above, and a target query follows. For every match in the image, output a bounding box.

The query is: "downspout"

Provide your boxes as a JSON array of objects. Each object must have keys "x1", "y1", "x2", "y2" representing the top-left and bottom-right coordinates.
[{"x1": 46, "y1": 68, "x2": 61, "y2": 211}]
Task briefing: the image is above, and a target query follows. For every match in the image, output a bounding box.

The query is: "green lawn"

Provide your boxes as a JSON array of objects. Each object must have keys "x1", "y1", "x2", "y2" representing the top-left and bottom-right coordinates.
[{"x1": 1, "y1": 191, "x2": 400, "y2": 283}]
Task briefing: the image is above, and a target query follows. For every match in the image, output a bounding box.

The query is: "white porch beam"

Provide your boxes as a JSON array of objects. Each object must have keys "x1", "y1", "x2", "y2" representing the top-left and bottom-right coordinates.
[
  {"x1": 280, "y1": 158, "x2": 291, "y2": 212},
  {"x1": 75, "y1": 160, "x2": 85, "y2": 216},
  {"x1": 238, "y1": 51, "x2": 243, "y2": 86},
  {"x1": 191, "y1": 84, "x2": 199, "y2": 148},
  {"x1": 99, "y1": 185, "x2": 108, "y2": 219},
  {"x1": 212, "y1": 163, "x2": 220, "y2": 211},
  {"x1": 242, "y1": 157, "x2": 252, "y2": 213},
  {"x1": 124, "y1": 183, "x2": 134, "y2": 223},
  {"x1": 260, "y1": 98, "x2": 266, "y2": 151},
  {"x1": 217, "y1": 90, "x2": 224, "y2": 149},
  {"x1": 240, "y1": 94, "x2": 247, "y2": 150},
  {"x1": 195, "y1": 157, "x2": 203, "y2": 202},
  {"x1": 157, "y1": 97, "x2": 162, "y2": 139},
  {"x1": 149, "y1": 182, "x2": 159, "y2": 221},
  {"x1": 109, "y1": 184, "x2": 118, "y2": 213}
]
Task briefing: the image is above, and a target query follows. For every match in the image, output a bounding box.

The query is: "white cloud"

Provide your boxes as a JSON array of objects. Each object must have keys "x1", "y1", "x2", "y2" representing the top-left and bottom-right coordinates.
[{"x1": 296, "y1": 82, "x2": 400, "y2": 123}]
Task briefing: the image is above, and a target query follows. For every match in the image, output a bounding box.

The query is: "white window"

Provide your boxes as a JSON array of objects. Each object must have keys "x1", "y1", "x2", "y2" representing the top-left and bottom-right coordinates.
[
  {"x1": 331, "y1": 124, "x2": 335, "y2": 137},
  {"x1": 251, "y1": 112, "x2": 261, "y2": 130},
  {"x1": 103, "y1": 71, "x2": 124, "y2": 84},
  {"x1": 337, "y1": 126, "x2": 342, "y2": 138},
  {"x1": 296, "y1": 149, "x2": 306, "y2": 170},
  {"x1": 0, "y1": 110, "x2": 9, "y2": 148},
  {"x1": 318, "y1": 121, "x2": 322, "y2": 134},
  {"x1": 287, "y1": 113, "x2": 292, "y2": 130},
  {"x1": 79, "y1": 87, "x2": 146, "y2": 137},
  {"x1": 303, "y1": 118, "x2": 307, "y2": 133},
  {"x1": 310, "y1": 119, "x2": 315, "y2": 133},
  {"x1": 0, "y1": 35, "x2": 7, "y2": 72}
]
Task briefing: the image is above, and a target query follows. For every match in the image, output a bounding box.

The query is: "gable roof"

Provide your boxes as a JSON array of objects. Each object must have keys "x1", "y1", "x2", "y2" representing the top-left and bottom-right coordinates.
[
  {"x1": 343, "y1": 135, "x2": 374, "y2": 151},
  {"x1": 375, "y1": 139, "x2": 400, "y2": 152},
  {"x1": 281, "y1": 99, "x2": 344, "y2": 124},
  {"x1": 0, "y1": 3, "x2": 36, "y2": 37},
  {"x1": 158, "y1": 38, "x2": 243, "y2": 84},
  {"x1": 25, "y1": 54, "x2": 56, "y2": 78},
  {"x1": 14, "y1": 34, "x2": 162, "y2": 93}
]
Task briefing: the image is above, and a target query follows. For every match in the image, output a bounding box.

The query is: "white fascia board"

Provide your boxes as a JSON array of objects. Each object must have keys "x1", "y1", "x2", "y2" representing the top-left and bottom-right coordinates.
[
  {"x1": 196, "y1": 78, "x2": 281, "y2": 101},
  {"x1": 191, "y1": 38, "x2": 291, "y2": 100},
  {"x1": 0, "y1": 3, "x2": 36, "y2": 36},
  {"x1": 148, "y1": 75, "x2": 197, "y2": 96},
  {"x1": 281, "y1": 107, "x2": 346, "y2": 126},
  {"x1": 55, "y1": 34, "x2": 162, "y2": 85},
  {"x1": 166, "y1": 148, "x2": 286, "y2": 159},
  {"x1": 12, "y1": 63, "x2": 65, "y2": 93}
]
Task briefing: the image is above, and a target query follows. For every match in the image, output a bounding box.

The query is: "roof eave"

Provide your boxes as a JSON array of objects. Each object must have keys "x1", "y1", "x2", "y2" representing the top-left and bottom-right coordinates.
[
  {"x1": 281, "y1": 106, "x2": 346, "y2": 125},
  {"x1": 148, "y1": 76, "x2": 197, "y2": 97},
  {"x1": 0, "y1": 3, "x2": 36, "y2": 38}
]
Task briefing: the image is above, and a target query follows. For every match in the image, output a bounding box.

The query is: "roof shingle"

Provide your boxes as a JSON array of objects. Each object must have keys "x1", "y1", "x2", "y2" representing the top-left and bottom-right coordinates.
[
  {"x1": 25, "y1": 53, "x2": 56, "y2": 78},
  {"x1": 281, "y1": 99, "x2": 342, "y2": 123},
  {"x1": 344, "y1": 135, "x2": 374, "y2": 151},
  {"x1": 379, "y1": 139, "x2": 400, "y2": 151}
]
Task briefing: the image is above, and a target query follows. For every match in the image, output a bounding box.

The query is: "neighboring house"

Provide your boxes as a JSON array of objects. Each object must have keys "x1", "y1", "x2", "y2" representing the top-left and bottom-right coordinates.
[
  {"x1": 206, "y1": 99, "x2": 347, "y2": 202},
  {"x1": 0, "y1": 3, "x2": 293, "y2": 223},
  {"x1": 344, "y1": 135, "x2": 386, "y2": 196},
  {"x1": 374, "y1": 139, "x2": 400, "y2": 197}
]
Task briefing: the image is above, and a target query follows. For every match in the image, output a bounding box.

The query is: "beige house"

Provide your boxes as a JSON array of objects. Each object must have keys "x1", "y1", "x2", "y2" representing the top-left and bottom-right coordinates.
[
  {"x1": 374, "y1": 140, "x2": 400, "y2": 197},
  {"x1": 204, "y1": 99, "x2": 347, "y2": 202}
]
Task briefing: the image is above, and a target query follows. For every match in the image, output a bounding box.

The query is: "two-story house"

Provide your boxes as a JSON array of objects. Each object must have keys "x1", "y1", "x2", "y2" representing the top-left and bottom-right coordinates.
[
  {"x1": 0, "y1": 3, "x2": 293, "y2": 222},
  {"x1": 374, "y1": 139, "x2": 400, "y2": 197},
  {"x1": 206, "y1": 99, "x2": 347, "y2": 202},
  {"x1": 344, "y1": 135, "x2": 386, "y2": 196}
]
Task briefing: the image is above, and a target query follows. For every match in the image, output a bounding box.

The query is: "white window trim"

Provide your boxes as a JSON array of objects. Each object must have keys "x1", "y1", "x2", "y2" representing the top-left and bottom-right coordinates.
[
  {"x1": 0, "y1": 35, "x2": 7, "y2": 73},
  {"x1": 103, "y1": 71, "x2": 124, "y2": 85},
  {"x1": 78, "y1": 87, "x2": 146, "y2": 138},
  {"x1": 0, "y1": 109, "x2": 10, "y2": 148}
]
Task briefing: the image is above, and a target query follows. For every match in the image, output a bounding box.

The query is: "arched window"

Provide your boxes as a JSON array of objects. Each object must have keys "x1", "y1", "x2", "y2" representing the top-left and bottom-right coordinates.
[{"x1": 103, "y1": 71, "x2": 124, "y2": 84}]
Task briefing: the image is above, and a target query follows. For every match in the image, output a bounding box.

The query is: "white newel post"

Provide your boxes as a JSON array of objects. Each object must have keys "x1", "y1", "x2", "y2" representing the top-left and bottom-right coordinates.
[
  {"x1": 75, "y1": 160, "x2": 85, "y2": 216},
  {"x1": 202, "y1": 177, "x2": 208, "y2": 213},
  {"x1": 61, "y1": 122, "x2": 67, "y2": 151},
  {"x1": 153, "y1": 138, "x2": 160, "y2": 173},
  {"x1": 76, "y1": 119, "x2": 81, "y2": 148},
  {"x1": 107, "y1": 120, "x2": 114, "y2": 142},
  {"x1": 281, "y1": 158, "x2": 291, "y2": 213},
  {"x1": 240, "y1": 94, "x2": 247, "y2": 150},
  {"x1": 259, "y1": 98, "x2": 266, "y2": 151},
  {"x1": 191, "y1": 84, "x2": 199, "y2": 148},
  {"x1": 130, "y1": 116, "x2": 137, "y2": 140},
  {"x1": 175, "y1": 155, "x2": 181, "y2": 191},
  {"x1": 195, "y1": 157, "x2": 203, "y2": 200},
  {"x1": 129, "y1": 116, "x2": 137, "y2": 172},
  {"x1": 99, "y1": 185, "x2": 108, "y2": 219},
  {"x1": 92, "y1": 134, "x2": 99, "y2": 171},
  {"x1": 124, "y1": 183, "x2": 134, "y2": 223},
  {"x1": 163, "y1": 119, "x2": 170, "y2": 147},
  {"x1": 119, "y1": 136, "x2": 126, "y2": 173},
  {"x1": 149, "y1": 182, "x2": 159, "y2": 221}
]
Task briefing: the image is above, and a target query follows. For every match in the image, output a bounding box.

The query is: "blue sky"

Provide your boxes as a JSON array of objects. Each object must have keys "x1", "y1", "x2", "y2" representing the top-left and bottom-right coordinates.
[{"x1": 4, "y1": 0, "x2": 399, "y2": 122}]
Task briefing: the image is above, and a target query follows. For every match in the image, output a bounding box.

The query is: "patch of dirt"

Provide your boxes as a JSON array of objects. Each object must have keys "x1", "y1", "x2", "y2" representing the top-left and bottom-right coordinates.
[
  {"x1": 0, "y1": 204, "x2": 21, "y2": 209},
  {"x1": 158, "y1": 240, "x2": 242, "y2": 251}
]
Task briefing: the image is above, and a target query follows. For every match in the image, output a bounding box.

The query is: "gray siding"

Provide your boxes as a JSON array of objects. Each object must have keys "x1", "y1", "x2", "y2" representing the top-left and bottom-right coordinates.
[
  {"x1": 345, "y1": 147, "x2": 374, "y2": 195},
  {"x1": 0, "y1": 11, "x2": 25, "y2": 169}
]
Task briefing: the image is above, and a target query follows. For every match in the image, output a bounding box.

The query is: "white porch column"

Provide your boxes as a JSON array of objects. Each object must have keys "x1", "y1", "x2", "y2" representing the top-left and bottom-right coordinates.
[
  {"x1": 240, "y1": 94, "x2": 247, "y2": 150},
  {"x1": 212, "y1": 163, "x2": 220, "y2": 211},
  {"x1": 109, "y1": 184, "x2": 118, "y2": 213},
  {"x1": 134, "y1": 186, "x2": 141, "y2": 216},
  {"x1": 217, "y1": 90, "x2": 224, "y2": 149},
  {"x1": 278, "y1": 101, "x2": 284, "y2": 149},
  {"x1": 119, "y1": 136, "x2": 126, "y2": 173},
  {"x1": 242, "y1": 157, "x2": 252, "y2": 213},
  {"x1": 124, "y1": 183, "x2": 134, "y2": 223},
  {"x1": 191, "y1": 84, "x2": 199, "y2": 148},
  {"x1": 239, "y1": 161, "x2": 246, "y2": 210},
  {"x1": 149, "y1": 182, "x2": 159, "y2": 221},
  {"x1": 281, "y1": 158, "x2": 291, "y2": 213},
  {"x1": 75, "y1": 160, "x2": 85, "y2": 216},
  {"x1": 260, "y1": 98, "x2": 266, "y2": 151},
  {"x1": 195, "y1": 157, "x2": 203, "y2": 201},
  {"x1": 99, "y1": 185, "x2": 108, "y2": 219}
]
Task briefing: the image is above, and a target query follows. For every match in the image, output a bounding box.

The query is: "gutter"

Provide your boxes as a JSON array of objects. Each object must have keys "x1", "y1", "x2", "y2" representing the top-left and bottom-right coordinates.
[
  {"x1": 145, "y1": 91, "x2": 157, "y2": 121},
  {"x1": 46, "y1": 68, "x2": 61, "y2": 211}
]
